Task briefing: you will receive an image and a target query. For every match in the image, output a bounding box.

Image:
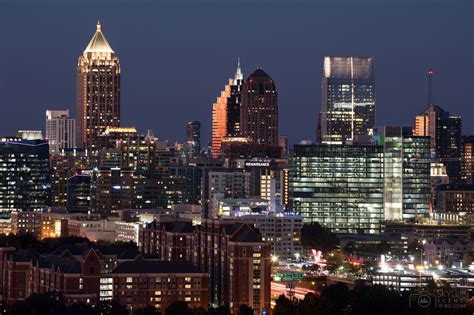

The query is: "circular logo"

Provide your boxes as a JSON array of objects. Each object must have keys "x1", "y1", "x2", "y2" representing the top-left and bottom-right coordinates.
[{"x1": 418, "y1": 293, "x2": 432, "y2": 308}]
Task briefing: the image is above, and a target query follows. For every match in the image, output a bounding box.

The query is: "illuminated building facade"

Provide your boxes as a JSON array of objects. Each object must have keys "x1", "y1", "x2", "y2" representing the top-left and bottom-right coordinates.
[
  {"x1": 186, "y1": 121, "x2": 201, "y2": 156},
  {"x1": 289, "y1": 144, "x2": 384, "y2": 233},
  {"x1": 461, "y1": 136, "x2": 474, "y2": 184},
  {"x1": 211, "y1": 62, "x2": 244, "y2": 159},
  {"x1": 67, "y1": 174, "x2": 93, "y2": 213},
  {"x1": 96, "y1": 167, "x2": 133, "y2": 215},
  {"x1": 45, "y1": 109, "x2": 76, "y2": 155},
  {"x1": 0, "y1": 138, "x2": 50, "y2": 217},
  {"x1": 240, "y1": 68, "x2": 278, "y2": 146},
  {"x1": 50, "y1": 148, "x2": 90, "y2": 207},
  {"x1": 212, "y1": 82, "x2": 232, "y2": 158},
  {"x1": 318, "y1": 56, "x2": 376, "y2": 144},
  {"x1": 76, "y1": 21, "x2": 121, "y2": 153},
  {"x1": 373, "y1": 127, "x2": 431, "y2": 219},
  {"x1": 412, "y1": 105, "x2": 462, "y2": 183}
]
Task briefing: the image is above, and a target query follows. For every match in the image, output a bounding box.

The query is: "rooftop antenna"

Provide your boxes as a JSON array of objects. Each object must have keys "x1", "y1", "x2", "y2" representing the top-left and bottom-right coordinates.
[{"x1": 428, "y1": 68, "x2": 433, "y2": 106}]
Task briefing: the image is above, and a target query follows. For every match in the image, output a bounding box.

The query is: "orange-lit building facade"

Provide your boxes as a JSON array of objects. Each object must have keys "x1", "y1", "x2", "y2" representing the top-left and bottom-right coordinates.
[
  {"x1": 76, "y1": 22, "x2": 121, "y2": 152},
  {"x1": 212, "y1": 81, "x2": 232, "y2": 158}
]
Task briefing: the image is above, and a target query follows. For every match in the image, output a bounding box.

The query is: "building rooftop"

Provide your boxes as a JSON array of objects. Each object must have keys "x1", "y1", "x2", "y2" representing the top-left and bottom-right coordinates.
[
  {"x1": 111, "y1": 260, "x2": 202, "y2": 274},
  {"x1": 84, "y1": 21, "x2": 114, "y2": 53}
]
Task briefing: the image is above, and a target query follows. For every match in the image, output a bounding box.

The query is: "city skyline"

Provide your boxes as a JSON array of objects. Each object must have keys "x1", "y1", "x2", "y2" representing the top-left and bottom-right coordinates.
[{"x1": 0, "y1": 0, "x2": 472, "y2": 145}]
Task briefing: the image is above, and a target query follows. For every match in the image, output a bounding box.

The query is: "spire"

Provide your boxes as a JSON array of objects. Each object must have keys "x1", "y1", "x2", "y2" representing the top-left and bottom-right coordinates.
[
  {"x1": 234, "y1": 58, "x2": 243, "y2": 81},
  {"x1": 84, "y1": 20, "x2": 114, "y2": 53},
  {"x1": 428, "y1": 68, "x2": 433, "y2": 106}
]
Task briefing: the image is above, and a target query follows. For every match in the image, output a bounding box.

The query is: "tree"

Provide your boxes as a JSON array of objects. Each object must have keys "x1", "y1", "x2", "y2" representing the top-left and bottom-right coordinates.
[
  {"x1": 297, "y1": 292, "x2": 321, "y2": 315},
  {"x1": 318, "y1": 283, "x2": 350, "y2": 315},
  {"x1": 301, "y1": 222, "x2": 339, "y2": 253},
  {"x1": 326, "y1": 250, "x2": 346, "y2": 274},
  {"x1": 238, "y1": 304, "x2": 254, "y2": 315},
  {"x1": 135, "y1": 305, "x2": 161, "y2": 315},
  {"x1": 96, "y1": 300, "x2": 128, "y2": 315},
  {"x1": 350, "y1": 284, "x2": 406, "y2": 315},
  {"x1": 273, "y1": 294, "x2": 297, "y2": 315},
  {"x1": 164, "y1": 301, "x2": 193, "y2": 315}
]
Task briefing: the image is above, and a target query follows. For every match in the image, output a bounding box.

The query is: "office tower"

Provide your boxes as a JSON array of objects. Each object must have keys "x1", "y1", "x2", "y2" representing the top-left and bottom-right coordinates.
[
  {"x1": 208, "y1": 170, "x2": 251, "y2": 218},
  {"x1": 186, "y1": 121, "x2": 201, "y2": 156},
  {"x1": 461, "y1": 136, "x2": 474, "y2": 184},
  {"x1": 435, "y1": 184, "x2": 474, "y2": 212},
  {"x1": 240, "y1": 68, "x2": 278, "y2": 146},
  {"x1": 76, "y1": 21, "x2": 121, "y2": 152},
  {"x1": 318, "y1": 56, "x2": 376, "y2": 144},
  {"x1": 67, "y1": 174, "x2": 93, "y2": 213},
  {"x1": 45, "y1": 109, "x2": 76, "y2": 155},
  {"x1": 430, "y1": 162, "x2": 449, "y2": 211},
  {"x1": 211, "y1": 62, "x2": 244, "y2": 159},
  {"x1": 373, "y1": 127, "x2": 431, "y2": 220},
  {"x1": 0, "y1": 138, "x2": 50, "y2": 216},
  {"x1": 227, "y1": 59, "x2": 244, "y2": 136},
  {"x1": 413, "y1": 105, "x2": 462, "y2": 183},
  {"x1": 96, "y1": 167, "x2": 133, "y2": 215},
  {"x1": 289, "y1": 144, "x2": 384, "y2": 233},
  {"x1": 50, "y1": 148, "x2": 90, "y2": 207}
]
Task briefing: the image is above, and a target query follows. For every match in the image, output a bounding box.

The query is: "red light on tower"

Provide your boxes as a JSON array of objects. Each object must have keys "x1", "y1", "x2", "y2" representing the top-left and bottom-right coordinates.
[{"x1": 428, "y1": 68, "x2": 433, "y2": 77}]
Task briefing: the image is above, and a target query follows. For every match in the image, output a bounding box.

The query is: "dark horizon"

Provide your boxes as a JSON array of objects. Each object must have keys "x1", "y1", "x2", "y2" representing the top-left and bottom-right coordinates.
[{"x1": 0, "y1": 0, "x2": 472, "y2": 145}]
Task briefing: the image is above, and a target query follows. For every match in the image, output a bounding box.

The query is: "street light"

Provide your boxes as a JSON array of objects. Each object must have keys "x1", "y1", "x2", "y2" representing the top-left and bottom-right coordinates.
[{"x1": 271, "y1": 255, "x2": 279, "y2": 263}]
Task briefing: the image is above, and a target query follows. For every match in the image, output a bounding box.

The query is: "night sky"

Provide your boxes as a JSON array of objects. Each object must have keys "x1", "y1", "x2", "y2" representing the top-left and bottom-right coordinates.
[{"x1": 0, "y1": 0, "x2": 472, "y2": 145}]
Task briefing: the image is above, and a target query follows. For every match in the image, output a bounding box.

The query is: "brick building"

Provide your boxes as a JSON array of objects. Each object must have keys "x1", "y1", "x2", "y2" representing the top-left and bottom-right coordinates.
[
  {"x1": 0, "y1": 244, "x2": 208, "y2": 312},
  {"x1": 141, "y1": 218, "x2": 271, "y2": 314}
]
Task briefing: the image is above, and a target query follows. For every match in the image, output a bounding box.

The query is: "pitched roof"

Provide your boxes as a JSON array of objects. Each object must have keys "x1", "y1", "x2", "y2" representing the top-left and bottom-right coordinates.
[
  {"x1": 165, "y1": 220, "x2": 194, "y2": 234},
  {"x1": 84, "y1": 21, "x2": 114, "y2": 53},
  {"x1": 111, "y1": 260, "x2": 202, "y2": 274},
  {"x1": 230, "y1": 224, "x2": 263, "y2": 243},
  {"x1": 247, "y1": 68, "x2": 270, "y2": 79}
]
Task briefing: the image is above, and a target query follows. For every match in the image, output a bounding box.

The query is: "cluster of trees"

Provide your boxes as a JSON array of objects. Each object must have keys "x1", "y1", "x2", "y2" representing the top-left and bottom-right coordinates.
[
  {"x1": 300, "y1": 222, "x2": 339, "y2": 252},
  {"x1": 0, "y1": 233, "x2": 138, "y2": 254},
  {"x1": 274, "y1": 282, "x2": 474, "y2": 315},
  {"x1": 1, "y1": 294, "x2": 253, "y2": 315}
]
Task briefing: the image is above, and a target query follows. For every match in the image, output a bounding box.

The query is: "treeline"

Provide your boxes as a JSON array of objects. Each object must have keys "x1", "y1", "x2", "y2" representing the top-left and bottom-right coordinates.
[{"x1": 274, "y1": 282, "x2": 474, "y2": 315}]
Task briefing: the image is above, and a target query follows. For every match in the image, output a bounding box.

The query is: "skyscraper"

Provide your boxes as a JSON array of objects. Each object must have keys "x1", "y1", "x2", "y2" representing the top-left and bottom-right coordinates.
[
  {"x1": 45, "y1": 109, "x2": 76, "y2": 155},
  {"x1": 373, "y1": 126, "x2": 431, "y2": 220},
  {"x1": 240, "y1": 68, "x2": 278, "y2": 146},
  {"x1": 461, "y1": 136, "x2": 474, "y2": 184},
  {"x1": 227, "y1": 59, "x2": 244, "y2": 136},
  {"x1": 289, "y1": 143, "x2": 384, "y2": 233},
  {"x1": 186, "y1": 121, "x2": 201, "y2": 156},
  {"x1": 318, "y1": 56, "x2": 376, "y2": 144},
  {"x1": 76, "y1": 21, "x2": 121, "y2": 153},
  {"x1": 413, "y1": 105, "x2": 462, "y2": 183},
  {"x1": 0, "y1": 138, "x2": 50, "y2": 217},
  {"x1": 211, "y1": 61, "x2": 244, "y2": 158}
]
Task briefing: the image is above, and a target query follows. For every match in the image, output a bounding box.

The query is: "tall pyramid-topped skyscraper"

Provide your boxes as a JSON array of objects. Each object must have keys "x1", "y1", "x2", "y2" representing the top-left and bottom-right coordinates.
[{"x1": 76, "y1": 21, "x2": 121, "y2": 152}]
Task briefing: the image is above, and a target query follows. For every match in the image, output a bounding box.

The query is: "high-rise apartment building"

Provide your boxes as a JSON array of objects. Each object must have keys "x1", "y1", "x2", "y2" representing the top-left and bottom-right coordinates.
[
  {"x1": 413, "y1": 106, "x2": 462, "y2": 184},
  {"x1": 45, "y1": 109, "x2": 76, "y2": 155},
  {"x1": 240, "y1": 68, "x2": 278, "y2": 146},
  {"x1": 289, "y1": 144, "x2": 384, "y2": 233},
  {"x1": 76, "y1": 21, "x2": 121, "y2": 152},
  {"x1": 318, "y1": 56, "x2": 376, "y2": 144},
  {"x1": 0, "y1": 138, "x2": 50, "y2": 216},
  {"x1": 186, "y1": 121, "x2": 201, "y2": 156},
  {"x1": 211, "y1": 62, "x2": 244, "y2": 158}
]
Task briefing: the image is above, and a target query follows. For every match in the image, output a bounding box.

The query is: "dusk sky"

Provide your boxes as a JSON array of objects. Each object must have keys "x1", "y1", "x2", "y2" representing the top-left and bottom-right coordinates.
[{"x1": 0, "y1": 0, "x2": 472, "y2": 145}]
